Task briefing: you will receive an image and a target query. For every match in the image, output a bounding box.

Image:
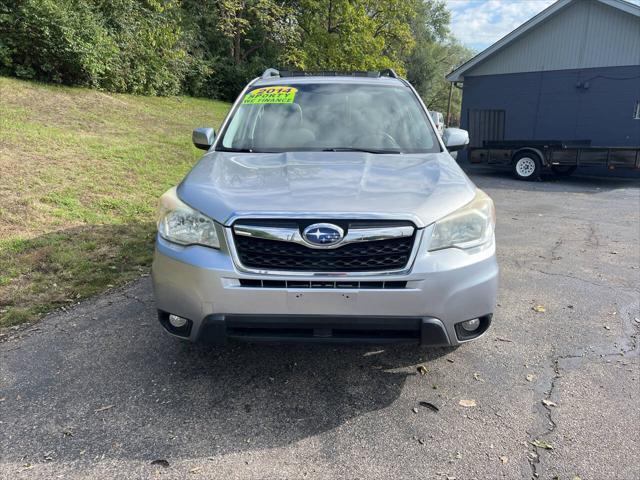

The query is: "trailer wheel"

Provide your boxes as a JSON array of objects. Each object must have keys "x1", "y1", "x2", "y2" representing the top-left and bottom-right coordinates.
[
  {"x1": 551, "y1": 165, "x2": 577, "y2": 177},
  {"x1": 512, "y1": 152, "x2": 541, "y2": 180}
]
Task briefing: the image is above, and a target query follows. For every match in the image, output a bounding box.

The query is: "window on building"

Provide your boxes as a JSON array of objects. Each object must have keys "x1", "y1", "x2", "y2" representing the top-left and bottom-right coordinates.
[{"x1": 634, "y1": 101, "x2": 640, "y2": 120}]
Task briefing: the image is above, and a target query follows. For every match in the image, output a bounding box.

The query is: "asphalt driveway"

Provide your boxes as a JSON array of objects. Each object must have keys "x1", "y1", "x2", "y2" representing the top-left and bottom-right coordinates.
[{"x1": 1, "y1": 168, "x2": 639, "y2": 480}]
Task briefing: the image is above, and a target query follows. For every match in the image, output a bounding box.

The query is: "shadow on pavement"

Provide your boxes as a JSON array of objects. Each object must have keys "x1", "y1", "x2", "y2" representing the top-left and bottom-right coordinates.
[
  {"x1": 1, "y1": 293, "x2": 452, "y2": 463},
  {"x1": 460, "y1": 162, "x2": 640, "y2": 194}
]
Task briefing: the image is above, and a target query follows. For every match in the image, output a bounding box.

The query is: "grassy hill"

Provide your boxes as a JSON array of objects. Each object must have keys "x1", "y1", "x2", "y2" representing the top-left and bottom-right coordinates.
[{"x1": 0, "y1": 77, "x2": 231, "y2": 327}]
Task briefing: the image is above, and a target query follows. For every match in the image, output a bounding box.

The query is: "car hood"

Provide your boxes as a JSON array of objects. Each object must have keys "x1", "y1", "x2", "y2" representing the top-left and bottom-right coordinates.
[{"x1": 177, "y1": 151, "x2": 476, "y2": 227}]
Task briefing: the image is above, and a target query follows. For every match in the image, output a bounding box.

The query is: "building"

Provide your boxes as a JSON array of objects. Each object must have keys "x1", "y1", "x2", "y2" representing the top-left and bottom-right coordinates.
[{"x1": 447, "y1": 0, "x2": 640, "y2": 154}]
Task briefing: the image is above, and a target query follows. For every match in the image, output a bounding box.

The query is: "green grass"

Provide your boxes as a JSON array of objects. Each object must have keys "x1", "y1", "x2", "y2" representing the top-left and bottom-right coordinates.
[{"x1": 0, "y1": 77, "x2": 231, "y2": 327}]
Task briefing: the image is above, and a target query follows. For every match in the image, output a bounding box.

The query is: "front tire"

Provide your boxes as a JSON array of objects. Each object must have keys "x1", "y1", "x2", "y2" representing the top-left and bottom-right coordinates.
[{"x1": 512, "y1": 152, "x2": 542, "y2": 181}]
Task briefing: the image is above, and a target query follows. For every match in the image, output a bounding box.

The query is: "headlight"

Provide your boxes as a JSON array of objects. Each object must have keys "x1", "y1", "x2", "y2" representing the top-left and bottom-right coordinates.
[
  {"x1": 428, "y1": 189, "x2": 495, "y2": 251},
  {"x1": 157, "y1": 187, "x2": 220, "y2": 248}
]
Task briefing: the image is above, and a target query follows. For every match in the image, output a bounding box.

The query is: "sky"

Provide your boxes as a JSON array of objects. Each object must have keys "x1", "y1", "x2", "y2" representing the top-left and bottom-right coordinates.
[{"x1": 446, "y1": 0, "x2": 640, "y2": 52}]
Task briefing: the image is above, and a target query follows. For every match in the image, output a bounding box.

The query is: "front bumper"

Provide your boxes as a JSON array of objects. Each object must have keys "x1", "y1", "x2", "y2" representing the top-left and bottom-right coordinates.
[{"x1": 152, "y1": 229, "x2": 498, "y2": 346}]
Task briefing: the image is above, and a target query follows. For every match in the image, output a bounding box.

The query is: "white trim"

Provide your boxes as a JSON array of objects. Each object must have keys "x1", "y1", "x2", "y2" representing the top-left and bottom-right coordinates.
[{"x1": 446, "y1": 0, "x2": 640, "y2": 82}]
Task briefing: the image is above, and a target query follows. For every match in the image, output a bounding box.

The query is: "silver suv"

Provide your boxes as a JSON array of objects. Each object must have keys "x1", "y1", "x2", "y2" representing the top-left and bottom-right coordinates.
[{"x1": 152, "y1": 69, "x2": 498, "y2": 347}]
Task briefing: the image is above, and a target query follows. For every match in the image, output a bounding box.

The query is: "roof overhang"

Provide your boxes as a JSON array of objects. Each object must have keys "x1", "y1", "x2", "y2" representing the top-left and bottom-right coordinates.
[{"x1": 446, "y1": 0, "x2": 640, "y2": 82}]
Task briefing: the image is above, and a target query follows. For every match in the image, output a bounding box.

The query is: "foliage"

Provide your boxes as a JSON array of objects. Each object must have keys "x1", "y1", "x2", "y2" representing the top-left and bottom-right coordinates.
[
  {"x1": 0, "y1": 0, "x2": 473, "y2": 111},
  {"x1": 0, "y1": 0, "x2": 188, "y2": 95},
  {"x1": 214, "y1": 0, "x2": 301, "y2": 65},
  {"x1": 97, "y1": 0, "x2": 188, "y2": 95},
  {"x1": 0, "y1": 0, "x2": 116, "y2": 87},
  {"x1": 293, "y1": 0, "x2": 416, "y2": 73},
  {"x1": 404, "y1": 0, "x2": 472, "y2": 125}
]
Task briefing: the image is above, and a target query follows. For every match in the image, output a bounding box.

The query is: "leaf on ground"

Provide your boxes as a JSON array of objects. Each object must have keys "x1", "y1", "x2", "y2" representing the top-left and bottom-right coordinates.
[
  {"x1": 530, "y1": 439, "x2": 554, "y2": 450},
  {"x1": 189, "y1": 467, "x2": 202, "y2": 474},
  {"x1": 473, "y1": 372, "x2": 484, "y2": 382},
  {"x1": 151, "y1": 459, "x2": 170, "y2": 468},
  {"x1": 532, "y1": 305, "x2": 546, "y2": 313},
  {"x1": 604, "y1": 325, "x2": 611, "y2": 330},
  {"x1": 499, "y1": 455, "x2": 508, "y2": 464},
  {"x1": 417, "y1": 365, "x2": 428, "y2": 375},
  {"x1": 458, "y1": 399, "x2": 476, "y2": 408},
  {"x1": 412, "y1": 407, "x2": 419, "y2": 414},
  {"x1": 526, "y1": 374, "x2": 536, "y2": 382},
  {"x1": 418, "y1": 401, "x2": 439, "y2": 412},
  {"x1": 94, "y1": 404, "x2": 114, "y2": 413},
  {"x1": 542, "y1": 399, "x2": 557, "y2": 407}
]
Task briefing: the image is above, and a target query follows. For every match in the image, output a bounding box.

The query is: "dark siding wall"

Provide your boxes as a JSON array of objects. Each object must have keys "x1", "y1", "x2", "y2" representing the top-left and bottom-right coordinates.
[{"x1": 460, "y1": 65, "x2": 640, "y2": 147}]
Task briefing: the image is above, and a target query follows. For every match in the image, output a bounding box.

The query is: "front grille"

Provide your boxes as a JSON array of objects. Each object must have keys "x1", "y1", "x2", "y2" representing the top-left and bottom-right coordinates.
[
  {"x1": 232, "y1": 220, "x2": 416, "y2": 272},
  {"x1": 239, "y1": 279, "x2": 408, "y2": 289}
]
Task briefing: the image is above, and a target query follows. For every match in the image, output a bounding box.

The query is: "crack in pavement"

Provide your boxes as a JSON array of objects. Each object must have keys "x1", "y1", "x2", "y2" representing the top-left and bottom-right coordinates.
[
  {"x1": 526, "y1": 299, "x2": 640, "y2": 478},
  {"x1": 587, "y1": 222, "x2": 600, "y2": 248},
  {"x1": 531, "y1": 268, "x2": 639, "y2": 293},
  {"x1": 527, "y1": 353, "x2": 581, "y2": 479},
  {"x1": 550, "y1": 238, "x2": 563, "y2": 262}
]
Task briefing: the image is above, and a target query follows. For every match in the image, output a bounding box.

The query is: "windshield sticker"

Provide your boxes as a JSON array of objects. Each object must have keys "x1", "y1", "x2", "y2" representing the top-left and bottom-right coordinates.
[{"x1": 242, "y1": 86, "x2": 297, "y2": 105}]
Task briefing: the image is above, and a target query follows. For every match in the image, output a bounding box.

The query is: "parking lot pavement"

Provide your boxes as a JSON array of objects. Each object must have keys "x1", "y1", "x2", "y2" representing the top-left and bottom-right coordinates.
[{"x1": 1, "y1": 168, "x2": 638, "y2": 480}]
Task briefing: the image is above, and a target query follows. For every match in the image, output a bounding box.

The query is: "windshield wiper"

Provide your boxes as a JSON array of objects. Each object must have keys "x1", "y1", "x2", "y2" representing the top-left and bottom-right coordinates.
[
  {"x1": 322, "y1": 147, "x2": 403, "y2": 154},
  {"x1": 216, "y1": 147, "x2": 261, "y2": 153}
]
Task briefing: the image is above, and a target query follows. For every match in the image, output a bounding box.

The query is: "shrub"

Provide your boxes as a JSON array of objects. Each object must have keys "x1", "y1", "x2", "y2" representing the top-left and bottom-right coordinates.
[
  {"x1": 0, "y1": 0, "x2": 188, "y2": 95},
  {"x1": 0, "y1": 0, "x2": 116, "y2": 87}
]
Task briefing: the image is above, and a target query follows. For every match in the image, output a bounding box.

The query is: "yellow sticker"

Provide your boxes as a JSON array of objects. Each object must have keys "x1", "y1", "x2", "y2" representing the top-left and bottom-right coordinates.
[{"x1": 242, "y1": 86, "x2": 297, "y2": 105}]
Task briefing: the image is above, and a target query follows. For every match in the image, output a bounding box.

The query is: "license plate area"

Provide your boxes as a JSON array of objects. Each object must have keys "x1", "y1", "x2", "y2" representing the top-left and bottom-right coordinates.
[{"x1": 287, "y1": 290, "x2": 358, "y2": 314}]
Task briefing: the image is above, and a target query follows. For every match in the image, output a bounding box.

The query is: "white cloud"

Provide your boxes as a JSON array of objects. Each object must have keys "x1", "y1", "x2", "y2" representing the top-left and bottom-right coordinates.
[{"x1": 446, "y1": 0, "x2": 640, "y2": 51}]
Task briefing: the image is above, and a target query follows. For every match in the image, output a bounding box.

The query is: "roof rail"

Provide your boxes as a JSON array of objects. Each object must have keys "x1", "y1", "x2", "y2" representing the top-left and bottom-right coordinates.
[
  {"x1": 379, "y1": 68, "x2": 398, "y2": 79},
  {"x1": 261, "y1": 68, "x2": 280, "y2": 79},
  {"x1": 260, "y1": 68, "x2": 400, "y2": 79},
  {"x1": 278, "y1": 71, "x2": 378, "y2": 78}
]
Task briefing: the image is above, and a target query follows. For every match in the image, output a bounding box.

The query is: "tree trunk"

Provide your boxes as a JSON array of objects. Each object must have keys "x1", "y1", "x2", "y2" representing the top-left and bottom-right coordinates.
[{"x1": 234, "y1": 33, "x2": 242, "y2": 64}]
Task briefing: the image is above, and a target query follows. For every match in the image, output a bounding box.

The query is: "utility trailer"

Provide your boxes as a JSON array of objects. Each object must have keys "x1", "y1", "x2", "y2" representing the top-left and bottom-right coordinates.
[{"x1": 468, "y1": 140, "x2": 640, "y2": 180}]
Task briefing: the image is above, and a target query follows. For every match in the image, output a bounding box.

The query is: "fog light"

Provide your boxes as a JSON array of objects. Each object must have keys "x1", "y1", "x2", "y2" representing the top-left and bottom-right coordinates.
[
  {"x1": 461, "y1": 318, "x2": 480, "y2": 332},
  {"x1": 169, "y1": 314, "x2": 188, "y2": 329}
]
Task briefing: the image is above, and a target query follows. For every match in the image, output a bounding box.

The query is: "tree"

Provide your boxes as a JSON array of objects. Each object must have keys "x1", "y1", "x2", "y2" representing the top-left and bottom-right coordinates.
[
  {"x1": 293, "y1": 0, "x2": 416, "y2": 73},
  {"x1": 403, "y1": 0, "x2": 473, "y2": 124},
  {"x1": 0, "y1": 0, "x2": 189, "y2": 95},
  {"x1": 1, "y1": 0, "x2": 473, "y2": 110},
  {"x1": 215, "y1": 0, "x2": 300, "y2": 65},
  {"x1": 181, "y1": 0, "x2": 301, "y2": 99}
]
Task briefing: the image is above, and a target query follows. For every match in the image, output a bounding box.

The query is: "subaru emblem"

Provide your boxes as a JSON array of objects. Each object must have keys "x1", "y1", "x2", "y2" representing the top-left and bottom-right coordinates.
[{"x1": 303, "y1": 223, "x2": 344, "y2": 247}]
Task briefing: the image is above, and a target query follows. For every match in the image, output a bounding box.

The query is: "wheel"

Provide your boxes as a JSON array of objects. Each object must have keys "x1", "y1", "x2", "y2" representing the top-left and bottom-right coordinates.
[
  {"x1": 551, "y1": 165, "x2": 577, "y2": 177},
  {"x1": 512, "y1": 152, "x2": 542, "y2": 180}
]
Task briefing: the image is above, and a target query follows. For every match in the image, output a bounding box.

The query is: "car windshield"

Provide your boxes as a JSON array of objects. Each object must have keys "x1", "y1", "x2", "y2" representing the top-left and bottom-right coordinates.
[{"x1": 217, "y1": 83, "x2": 440, "y2": 154}]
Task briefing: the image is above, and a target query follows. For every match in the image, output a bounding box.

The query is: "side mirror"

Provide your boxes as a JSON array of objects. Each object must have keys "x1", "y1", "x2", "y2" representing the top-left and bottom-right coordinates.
[
  {"x1": 443, "y1": 128, "x2": 469, "y2": 152},
  {"x1": 192, "y1": 127, "x2": 216, "y2": 150}
]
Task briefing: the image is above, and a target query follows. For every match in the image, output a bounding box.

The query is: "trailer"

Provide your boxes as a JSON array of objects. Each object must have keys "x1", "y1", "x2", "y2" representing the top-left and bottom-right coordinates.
[{"x1": 468, "y1": 140, "x2": 640, "y2": 180}]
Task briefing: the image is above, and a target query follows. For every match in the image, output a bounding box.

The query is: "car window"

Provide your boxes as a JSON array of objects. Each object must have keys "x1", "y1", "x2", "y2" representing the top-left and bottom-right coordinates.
[{"x1": 218, "y1": 83, "x2": 440, "y2": 154}]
